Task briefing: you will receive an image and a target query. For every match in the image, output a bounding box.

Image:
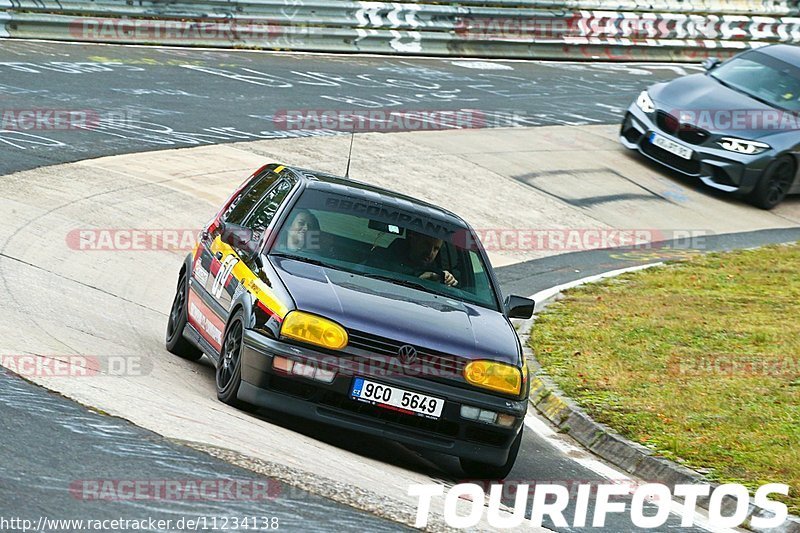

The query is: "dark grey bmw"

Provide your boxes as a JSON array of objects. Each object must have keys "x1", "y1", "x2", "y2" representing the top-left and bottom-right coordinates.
[{"x1": 621, "y1": 44, "x2": 800, "y2": 209}]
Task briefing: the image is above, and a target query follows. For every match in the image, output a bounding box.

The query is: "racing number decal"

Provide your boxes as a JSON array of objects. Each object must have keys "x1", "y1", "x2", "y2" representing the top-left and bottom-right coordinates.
[{"x1": 211, "y1": 255, "x2": 239, "y2": 298}]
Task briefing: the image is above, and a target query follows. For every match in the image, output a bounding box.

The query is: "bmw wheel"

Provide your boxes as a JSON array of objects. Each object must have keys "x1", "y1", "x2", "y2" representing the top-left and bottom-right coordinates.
[{"x1": 750, "y1": 155, "x2": 795, "y2": 210}]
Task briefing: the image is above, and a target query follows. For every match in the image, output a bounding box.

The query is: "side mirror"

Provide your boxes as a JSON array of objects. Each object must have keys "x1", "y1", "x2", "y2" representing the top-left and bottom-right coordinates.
[
  {"x1": 702, "y1": 57, "x2": 721, "y2": 71},
  {"x1": 504, "y1": 295, "x2": 535, "y2": 319},
  {"x1": 219, "y1": 221, "x2": 259, "y2": 257}
]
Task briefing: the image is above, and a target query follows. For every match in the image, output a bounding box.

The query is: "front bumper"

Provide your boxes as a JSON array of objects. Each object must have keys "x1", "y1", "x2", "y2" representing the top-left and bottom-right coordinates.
[
  {"x1": 620, "y1": 104, "x2": 773, "y2": 195},
  {"x1": 238, "y1": 330, "x2": 528, "y2": 466}
]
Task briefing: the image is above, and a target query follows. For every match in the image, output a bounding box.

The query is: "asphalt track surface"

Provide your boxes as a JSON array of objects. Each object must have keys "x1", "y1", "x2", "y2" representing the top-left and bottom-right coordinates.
[
  {"x1": 0, "y1": 40, "x2": 797, "y2": 532},
  {"x1": 0, "y1": 39, "x2": 699, "y2": 176},
  {"x1": 0, "y1": 369, "x2": 405, "y2": 532}
]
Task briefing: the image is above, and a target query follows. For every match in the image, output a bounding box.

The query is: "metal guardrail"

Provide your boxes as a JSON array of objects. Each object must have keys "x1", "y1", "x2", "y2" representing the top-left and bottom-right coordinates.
[
  {"x1": 2, "y1": 0, "x2": 800, "y2": 61},
  {"x1": 3, "y1": 0, "x2": 799, "y2": 16}
]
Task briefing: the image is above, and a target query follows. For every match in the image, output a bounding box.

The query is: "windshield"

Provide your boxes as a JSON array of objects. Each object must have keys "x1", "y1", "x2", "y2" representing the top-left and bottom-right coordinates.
[
  {"x1": 711, "y1": 51, "x2": 800, "y2": 112},
  {"x1": 269, "y1": 188, "x2": 500, "y2": 310}
]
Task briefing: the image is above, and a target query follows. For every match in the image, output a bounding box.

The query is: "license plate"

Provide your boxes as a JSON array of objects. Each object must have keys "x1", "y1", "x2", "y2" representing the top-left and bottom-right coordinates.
[
  {"x1": 350, "y1": 377, "x2": 445, "y2": 419},
  {"x1": 650, "y1": 132, "x2": 693, "y2": 160}
]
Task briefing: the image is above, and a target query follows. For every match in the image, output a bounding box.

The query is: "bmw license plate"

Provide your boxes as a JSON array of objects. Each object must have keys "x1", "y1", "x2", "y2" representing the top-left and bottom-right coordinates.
[
  {"x1": 350, "y1": 377, "x2": 444, "y2": 419},
  {"x1": 649, "y1": 132, "x2": 693, "y2": 160}
]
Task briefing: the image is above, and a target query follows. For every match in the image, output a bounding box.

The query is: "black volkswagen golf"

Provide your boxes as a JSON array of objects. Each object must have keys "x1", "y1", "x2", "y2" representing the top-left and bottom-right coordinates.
[{"x1": 166, "y1": 163, "x2": 534, "y2": 478}]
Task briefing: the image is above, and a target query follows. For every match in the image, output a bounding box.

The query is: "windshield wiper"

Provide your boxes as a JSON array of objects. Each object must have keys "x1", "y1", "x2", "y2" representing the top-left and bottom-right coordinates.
[
  {"x1": 359, "y1": 272, "x2": 440, "y2": 295},
  {"x1": 269, "y1": 252, "x2": 333, "y2": 269}
]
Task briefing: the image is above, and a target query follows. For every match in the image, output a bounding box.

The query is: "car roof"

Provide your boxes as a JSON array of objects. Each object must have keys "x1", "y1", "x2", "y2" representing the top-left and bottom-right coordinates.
[
  {"x1": 751, "y1": 43, "x2": 800, "y2": 64},
  {"x1": 285, "y1": 166, "x2": 468, "y2": 227}
]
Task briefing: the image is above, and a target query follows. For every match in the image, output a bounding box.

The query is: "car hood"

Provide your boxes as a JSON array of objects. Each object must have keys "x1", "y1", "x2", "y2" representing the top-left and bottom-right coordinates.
[
  {"x1": 652, "y1": 73, "x2": 792, "y2": 138},
  {"x1": 271, "y1": 257, "x2": 519, "y2": 365}
]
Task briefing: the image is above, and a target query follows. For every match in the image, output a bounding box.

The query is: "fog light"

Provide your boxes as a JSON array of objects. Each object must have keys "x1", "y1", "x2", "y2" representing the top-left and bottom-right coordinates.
[
  {"x1": 478, "y1": 410, "x2": 497, "y2": 424},
  {"x1": 273, "y1": 356, "x2": 293, "y2": 373},
  {"x1": 461, "y1": 405, "x2": 517, "y2": 427},
  {"x1": 276, "y1": 356, "x2": 337, "y2": 383},
  {"x1": 315, "y1": 368, "x2": 336, "y2": 383},
  {"x1": 496, "y1": 414, "x2": 516, "y2": 427},
  {"x1": 460, "y1": 405, "x2": 480, "y2": 420},
  {"x1": 292, "y1": 362, "x2": 315, "y2": 379}
]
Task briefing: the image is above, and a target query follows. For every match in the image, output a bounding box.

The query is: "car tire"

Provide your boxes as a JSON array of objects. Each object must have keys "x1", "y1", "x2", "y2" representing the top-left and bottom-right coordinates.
[
  {"x1": 165, "y1": 270, "x2": 204, "y2": 362},
  {"x1": 749, "y1": 155, "x2": 795, "y2": 210},
  {"x1": 459, "y1": 426, "x2": 523, "y2": 480},
  {"x1": 216, "y1": 309, "x2": 246, "y2": 408}
]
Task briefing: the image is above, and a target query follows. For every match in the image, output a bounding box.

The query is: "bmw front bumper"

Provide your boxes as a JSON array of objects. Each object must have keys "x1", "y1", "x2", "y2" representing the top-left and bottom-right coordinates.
[
  {"x1": 620, "y1": 104, "x2": 773, "y2": 195},
  {"x1": 238, "y1": 329, "x2": 528, "y2": 467}
]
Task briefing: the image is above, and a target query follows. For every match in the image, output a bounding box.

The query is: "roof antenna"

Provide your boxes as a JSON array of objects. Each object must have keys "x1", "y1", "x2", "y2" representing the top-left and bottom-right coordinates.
[{"x1": 344, "y1": 124, "x2": 356, "y2": 179}]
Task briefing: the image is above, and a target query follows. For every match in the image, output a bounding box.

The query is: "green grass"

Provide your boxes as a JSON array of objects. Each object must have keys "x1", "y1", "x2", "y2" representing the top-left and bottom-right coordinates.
[{"x1": 530, "y1": 244, "x2": 800, "y2": 514}]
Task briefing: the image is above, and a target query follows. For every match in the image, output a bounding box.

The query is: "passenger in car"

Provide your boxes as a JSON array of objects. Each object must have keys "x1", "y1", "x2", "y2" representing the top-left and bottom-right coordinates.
[
  {"x1": 285, "y1": 209, "x2": 321, "y2": 252},
  {"x1": 378, "y1": 230, "x2": 459, "y2": 287}
]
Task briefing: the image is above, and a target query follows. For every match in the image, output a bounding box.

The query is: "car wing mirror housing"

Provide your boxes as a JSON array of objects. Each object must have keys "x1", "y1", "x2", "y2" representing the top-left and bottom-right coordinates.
[
  {"x1": 702, "y1": 57, "x2": 721, "y2": 71},
  {"x1": 219, "y1": 221, "x2": 258, "y2": 256},
  {"x1": 504, "y1": 295, "x2": 535, "y2": 319}
]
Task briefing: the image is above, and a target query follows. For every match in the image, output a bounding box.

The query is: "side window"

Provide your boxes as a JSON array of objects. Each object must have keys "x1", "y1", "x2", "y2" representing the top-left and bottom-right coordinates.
[
  {"x1": 467, "y1": 250, "x2": 491, "y2": 299},
  {"x1": 242, "y1": 179, "x2": 294, "y2": 236},
  {"x1": 224, "y1": 170, "x2": 280, "y2": 226}
]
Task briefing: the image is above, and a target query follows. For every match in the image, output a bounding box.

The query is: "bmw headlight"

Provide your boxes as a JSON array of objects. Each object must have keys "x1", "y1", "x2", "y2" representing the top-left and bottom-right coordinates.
[
  {"x1": 717, "y1": 137, "x2": 771, "y2": 155},
  {"x1": 635, "y1": 90, "x2": 655, "y2": 113}
]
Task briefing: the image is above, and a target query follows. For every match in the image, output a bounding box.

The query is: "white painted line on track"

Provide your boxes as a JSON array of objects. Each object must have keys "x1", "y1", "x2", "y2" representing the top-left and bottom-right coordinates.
[{"x1": 527, "y1": 262, "x2": 664, "y2": 313}]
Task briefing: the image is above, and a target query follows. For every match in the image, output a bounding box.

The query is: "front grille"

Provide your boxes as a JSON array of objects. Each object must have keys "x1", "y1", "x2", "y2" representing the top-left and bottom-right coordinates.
[
  {"x1": 347, "y1": 330, "x2": 466, "y2": 379},
  {"x1": 656, "y1": 111, "x2": 710, "y2": 146},
  {"x1": 678, "y1": 127, "x2": 710, "y2": 145},
  {"x1": 656, "y1": 111, "x2": 679, "y2": 134},
  {"x1": 641, "y1": 137, "x2": 701, "y2": 175}
]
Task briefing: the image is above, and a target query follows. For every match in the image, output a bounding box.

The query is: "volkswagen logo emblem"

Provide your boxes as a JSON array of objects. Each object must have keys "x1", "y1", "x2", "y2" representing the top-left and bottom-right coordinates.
[{"x1": 397, "y1": 344, "x2": 418, "y2": 365}]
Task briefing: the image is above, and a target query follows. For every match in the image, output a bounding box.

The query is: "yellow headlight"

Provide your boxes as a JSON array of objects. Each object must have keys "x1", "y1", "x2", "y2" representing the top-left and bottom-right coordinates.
[
  {"x1": 280, "y1": 311, "x2": 348, "y2": 350},
  {"x1": 463, "y1": 360, "x2": 523, "y2": 395}
]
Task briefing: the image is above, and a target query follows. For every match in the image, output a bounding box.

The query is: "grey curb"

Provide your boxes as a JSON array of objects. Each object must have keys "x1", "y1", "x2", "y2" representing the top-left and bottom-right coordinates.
[{"x1": 517, "y1": 289, "x2": 800, "y2": 533}]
